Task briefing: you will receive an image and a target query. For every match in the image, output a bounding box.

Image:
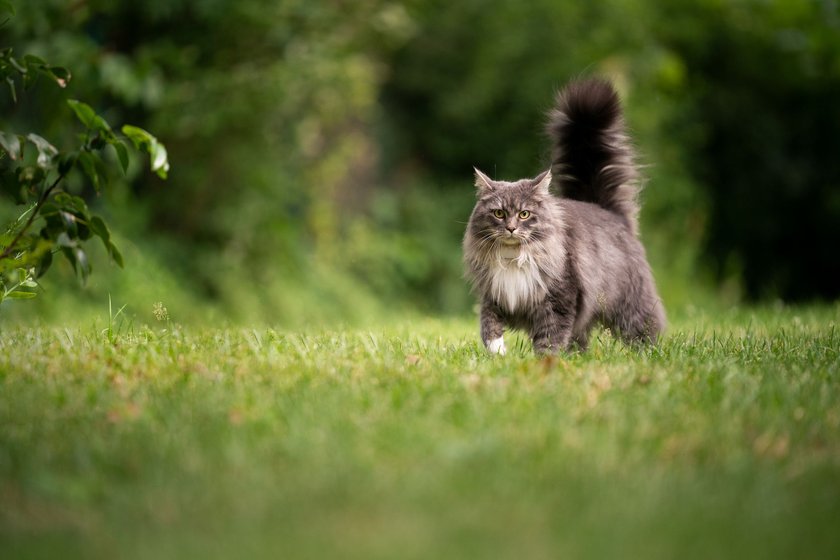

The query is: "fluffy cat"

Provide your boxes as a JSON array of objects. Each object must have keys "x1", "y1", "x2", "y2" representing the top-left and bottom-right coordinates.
[{"x1": 463, "y1": 78, "x2": 665, "y2": 355}]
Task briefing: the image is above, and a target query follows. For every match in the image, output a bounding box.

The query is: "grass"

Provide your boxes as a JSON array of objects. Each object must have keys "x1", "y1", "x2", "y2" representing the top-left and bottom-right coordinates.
[{"x1": 1, "y1": 305, "x2": 839, "y2": 559}]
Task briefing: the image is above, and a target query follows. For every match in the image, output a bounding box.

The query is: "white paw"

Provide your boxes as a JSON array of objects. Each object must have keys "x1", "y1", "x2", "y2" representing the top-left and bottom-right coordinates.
[{"x1": 487, "y1": 336, "x2": 507, "y2": 355}]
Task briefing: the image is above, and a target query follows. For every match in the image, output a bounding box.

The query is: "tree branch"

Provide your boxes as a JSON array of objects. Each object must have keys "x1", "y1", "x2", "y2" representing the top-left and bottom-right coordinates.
[{"x1": 0, "y1": 170, "x2": 68, "y2": 262}]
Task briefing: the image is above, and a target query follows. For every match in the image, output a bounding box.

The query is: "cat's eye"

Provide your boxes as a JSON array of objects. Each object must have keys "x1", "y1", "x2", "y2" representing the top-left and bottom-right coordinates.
[
  {"x1": 518, "y1": 210, "x2": 531, "y2": 220},
  {"x1": 492, "y1": 209, "x2": 506, "y2": 219}
]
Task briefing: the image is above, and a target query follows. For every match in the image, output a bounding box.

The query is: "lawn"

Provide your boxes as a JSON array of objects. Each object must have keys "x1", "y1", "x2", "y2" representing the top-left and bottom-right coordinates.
[{"x1": 1, "y1": 305, "x2": 839, "y2": 559}]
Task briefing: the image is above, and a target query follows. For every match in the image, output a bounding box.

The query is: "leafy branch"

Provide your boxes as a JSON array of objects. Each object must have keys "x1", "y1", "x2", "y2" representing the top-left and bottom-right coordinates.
[
  {"x1": 0, "y1": 43, "x2": 169, "y2": 306},
  {"x1": 0, "y1": 162, "x2": 69, "y2": 262}
]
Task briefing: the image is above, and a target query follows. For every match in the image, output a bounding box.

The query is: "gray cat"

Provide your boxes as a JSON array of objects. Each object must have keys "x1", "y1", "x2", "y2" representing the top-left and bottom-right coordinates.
[{"x1": 463, "y1": 78, "x2": 665, "y2": 355}]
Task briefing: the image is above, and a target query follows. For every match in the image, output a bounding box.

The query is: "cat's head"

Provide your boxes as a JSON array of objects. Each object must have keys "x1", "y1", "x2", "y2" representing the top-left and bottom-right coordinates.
[{"x1": 466, "y1": 168, "x2": 554, "y2": 250}]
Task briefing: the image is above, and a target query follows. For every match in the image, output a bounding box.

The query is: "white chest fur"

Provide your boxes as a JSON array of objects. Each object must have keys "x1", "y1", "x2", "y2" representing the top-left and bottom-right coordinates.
[{"x1": 489, "y1": 250, "x2": 546, "y2": 313}]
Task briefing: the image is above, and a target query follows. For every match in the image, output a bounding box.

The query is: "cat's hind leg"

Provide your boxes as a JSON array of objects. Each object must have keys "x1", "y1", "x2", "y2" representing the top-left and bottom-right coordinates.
[
  {"x1": 529, "y1": 302, "x2": 576, "y2": 355},
  {"x1": 570, "y1": 331, "x2": 590, "y2": 352},
  {"x1": 610, "y1": 294, "x2": 665, "y2": 346}
]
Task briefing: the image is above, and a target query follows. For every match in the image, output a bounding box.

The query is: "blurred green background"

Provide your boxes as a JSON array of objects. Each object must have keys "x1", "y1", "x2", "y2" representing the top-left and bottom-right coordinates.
[{"x1": 2, "y1": 0, "x2": 839, "y2": 325}]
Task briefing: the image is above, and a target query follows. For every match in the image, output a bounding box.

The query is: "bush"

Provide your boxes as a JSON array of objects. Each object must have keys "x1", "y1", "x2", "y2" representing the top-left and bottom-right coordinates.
[{"x1": 0, "y1": 32, "x2": 167, "y2": 307}]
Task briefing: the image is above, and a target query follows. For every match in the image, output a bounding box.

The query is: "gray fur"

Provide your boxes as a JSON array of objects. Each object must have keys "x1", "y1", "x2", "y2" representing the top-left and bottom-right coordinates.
[{"x1": 463, "y1": 79, "x2": 665, "y2": 354}]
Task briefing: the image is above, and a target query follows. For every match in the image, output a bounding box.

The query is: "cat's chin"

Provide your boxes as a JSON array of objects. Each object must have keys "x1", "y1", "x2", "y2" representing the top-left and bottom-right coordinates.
[{"x1": 498, "y1": 242, "x2": 521, "y2": 259}]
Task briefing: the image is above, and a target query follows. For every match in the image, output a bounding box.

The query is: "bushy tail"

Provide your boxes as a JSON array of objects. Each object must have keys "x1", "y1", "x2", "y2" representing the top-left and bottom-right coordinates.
[{"x1": 546, "y1": 78, "x2": 641, "y2": 234}]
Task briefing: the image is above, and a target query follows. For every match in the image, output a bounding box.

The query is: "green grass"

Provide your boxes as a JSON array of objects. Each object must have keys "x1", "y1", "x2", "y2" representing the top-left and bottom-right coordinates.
[{"x1": 1, "y1": 305, "x2": 839, "y2": 559}]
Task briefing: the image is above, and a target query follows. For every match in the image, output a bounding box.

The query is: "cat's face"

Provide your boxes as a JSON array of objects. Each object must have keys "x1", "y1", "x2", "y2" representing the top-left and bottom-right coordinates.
[{"x1": 467, "y1": 168, "x2": 553, "y2": 251}]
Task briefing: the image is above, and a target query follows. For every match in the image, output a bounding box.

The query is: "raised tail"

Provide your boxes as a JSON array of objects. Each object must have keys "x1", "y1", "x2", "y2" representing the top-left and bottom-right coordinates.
[{"x1": 546, "y1": 78, "x2": 641, "y2": 234}]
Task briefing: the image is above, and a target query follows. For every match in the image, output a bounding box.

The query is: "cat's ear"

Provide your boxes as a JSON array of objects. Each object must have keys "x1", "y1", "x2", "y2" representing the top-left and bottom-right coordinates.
[
  {"x1": 532, "y1": 169, "x2": 552, "y2": 193},
  {"x1": 474, "y1": 167, "x2": 495, "y2": 194}
]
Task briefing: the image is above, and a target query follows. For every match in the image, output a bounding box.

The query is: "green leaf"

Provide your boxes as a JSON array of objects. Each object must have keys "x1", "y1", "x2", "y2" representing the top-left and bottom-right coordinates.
[
  {"x1": 113, "y1": 140, "x2": 129, "y2": 173},
  {"x1": 25, "y1": 133, "x2": 58, "y2": 169},
  {"x1": 77, "y1": 222, "x2": 91, "y2": 241},
  {"x1": 122, "y1": 125, "x2": 169, "y2": 179},
  {"x1": 59, "y1": 243, "x2": 91, "y2": 282},
  {"x1": 68, "y1": 100, "x2": 113, "y2": 136},
  {"x1": 70, "y1": 195, "x2": 90, "y2": 217},
  {"x1": 54, "y1": 193, "x2": 90, "y2": 218},
  {"x1": 77, "y1": 152, "x2": 102, "y2": 192},
  {"x1": 151, "y1": 143, "x2": 169, "y2": 179},
  {"x1": 6, "y1": 290, "x2": 37, "y2": 299},
  {"x1": 35, "y1": 250, "x2": 52, "y2": 278},
  {"x1": 22, "y1": 54, "x2": 47, "y2": 67},
  {"x1": 120, "y1": 125, "x2": 150, "y2": 145},
  {"x1": 53, "y1": 192, "x2": 73, "y2": 207},
  {"x1": 0, "y1": 131, "x2": 21, "y2": 160},
  {"x1": 92, "y1": 115, "x2": 113, "y2": 134},
  {"x1": 67, "y1": 99, "x2": 96, "y2": 129},
  {"x1": 75, "y1": 247, "x2": 90, "y2": 281},
  {"x1": 89, "y1": 215, "x2": 110, "y2": 243},
  {"x1": 107, "y1": 241, "x2": 124, "y2": 268}
]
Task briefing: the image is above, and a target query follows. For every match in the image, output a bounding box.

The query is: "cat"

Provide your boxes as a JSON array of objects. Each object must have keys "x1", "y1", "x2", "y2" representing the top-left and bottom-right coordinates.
[{"x1": 463, "y1": 78, "x2": 665, "y2": 355}]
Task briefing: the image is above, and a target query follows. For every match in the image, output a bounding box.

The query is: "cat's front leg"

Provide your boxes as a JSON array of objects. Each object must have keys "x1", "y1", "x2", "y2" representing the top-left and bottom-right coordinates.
[
  {"x1": 529, "y1": 299, "x2": 575, "y2": 355},
  {"x1": 480, "y1": 299, "x2": 507, "y2": 355}
]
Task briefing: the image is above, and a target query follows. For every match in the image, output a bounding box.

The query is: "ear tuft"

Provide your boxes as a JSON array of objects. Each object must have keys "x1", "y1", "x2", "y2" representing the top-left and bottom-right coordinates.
[
  {"x1": 532, "y1": 169, "x2": 552, "y2": 193},
  {"x1": 474, "y1": 167, "x2": 495, "y2": 193}
]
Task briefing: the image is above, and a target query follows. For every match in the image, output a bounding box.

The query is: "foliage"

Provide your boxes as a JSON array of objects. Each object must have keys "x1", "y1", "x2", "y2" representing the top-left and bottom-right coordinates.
[
  {"x1": 1, "y1": 0, "x2": 413, "y2": 319},
  {"x1": 2, "y1": 0, "x2": 839, "y2": 323},
  {"x1": 0, "y1": 41, "x2": 168, "y2": 306},
  {"x1": 1, "y1": 307, "x2": 839, "y2": 558},
  {"x1": 377, "y1": 0, "x2": 707, "y2": 309},
  {"x1": 659, "y1": 0, "x2": 840, "y2": 301}
]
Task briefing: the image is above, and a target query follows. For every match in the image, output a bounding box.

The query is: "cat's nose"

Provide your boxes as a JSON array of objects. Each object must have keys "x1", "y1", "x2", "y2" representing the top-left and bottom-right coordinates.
[{"x1": 506, "y1": 226, "x2": 517, "y2": 233}]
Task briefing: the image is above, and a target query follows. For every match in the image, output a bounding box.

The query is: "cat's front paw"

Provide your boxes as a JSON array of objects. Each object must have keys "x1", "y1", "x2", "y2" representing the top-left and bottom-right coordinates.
[{"x1": 486, "y1": 336, "x2": 507, "y2": 355}]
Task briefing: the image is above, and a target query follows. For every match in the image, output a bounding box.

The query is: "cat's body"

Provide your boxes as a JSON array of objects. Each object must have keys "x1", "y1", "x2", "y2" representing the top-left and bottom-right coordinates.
[{"x1": 463, "y1": 78, "x2": 665, "y2": 354}]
